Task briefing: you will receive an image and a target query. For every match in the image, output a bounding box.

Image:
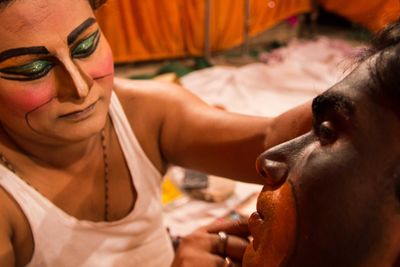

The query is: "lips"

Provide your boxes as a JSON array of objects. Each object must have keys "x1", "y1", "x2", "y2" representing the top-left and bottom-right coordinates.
[
  {"x1": 59, "y1": 101, "x2": 97, "y2": 119},
  {"x1": 244, "y1": 182, "x2": 298, "y2": 267},
  {"x1": 248, "y1": 211, "x2": 264, "y2": 250}
]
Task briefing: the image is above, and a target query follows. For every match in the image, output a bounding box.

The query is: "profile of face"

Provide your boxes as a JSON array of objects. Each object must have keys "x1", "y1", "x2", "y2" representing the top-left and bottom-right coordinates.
[
  {"x1": 0, "y1": 0, "x2": 114, "y2": 144},
  {"x1": 244, "y1": 52, "x2": 400, "y2": 266}
]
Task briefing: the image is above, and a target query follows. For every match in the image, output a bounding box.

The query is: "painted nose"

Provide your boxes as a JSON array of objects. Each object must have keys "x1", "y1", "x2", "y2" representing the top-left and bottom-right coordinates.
[
  {"x1": 75, "y1": 67, "x2": 92, "y2": 98},
  {"x1": 59, "y1": 58, "x2": 93, "y2": 99},
  {"x1": 67, "y1": 63, "x2": 93, "y2": 98},
  {"x1": 256, "y1": 158, "x2": 288, "y2": 187}
]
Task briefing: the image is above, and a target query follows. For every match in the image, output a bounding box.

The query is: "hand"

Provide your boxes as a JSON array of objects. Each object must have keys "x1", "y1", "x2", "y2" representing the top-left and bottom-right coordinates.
[{"x1": 171, "y1": 220, "x2": 250, "y2": 267}]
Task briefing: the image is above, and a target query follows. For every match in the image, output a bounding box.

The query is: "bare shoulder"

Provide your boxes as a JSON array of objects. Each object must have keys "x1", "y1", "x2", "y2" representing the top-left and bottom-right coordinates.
[
  {"x1": 112, "y1": 78, "x2": 198, "y2": 172},
  {"x1": 111, "y1": 77, "x2": 208, "y2": 173},
  {"x1": 113, "y1": 77, "x2": 208, "y2": 127},
  {"x1": 112, "y1": 77, "x2": 209, "y2": 139},
  {"x1": 113, "y1": 77, "x2": 202, "y2": 112}
]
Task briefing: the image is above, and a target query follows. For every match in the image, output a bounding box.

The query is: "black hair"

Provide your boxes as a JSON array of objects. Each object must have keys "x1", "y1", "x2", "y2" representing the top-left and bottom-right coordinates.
[{"x1": 360, "y1": 18, "x2": 400, "y2": 119}]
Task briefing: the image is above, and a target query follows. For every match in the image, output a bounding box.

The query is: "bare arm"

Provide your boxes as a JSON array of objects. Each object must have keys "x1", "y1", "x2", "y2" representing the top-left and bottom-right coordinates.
[
  {"x1": 116, "y1": 79, "x2": 312, "y2": 183},
  {"x1": 158, "y1": 83, "x2": 312, "y2": 183}
]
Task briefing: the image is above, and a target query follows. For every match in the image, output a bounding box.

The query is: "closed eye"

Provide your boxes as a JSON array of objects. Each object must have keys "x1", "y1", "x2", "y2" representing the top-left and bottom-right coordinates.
[
  {"x1": 71, "y1": 30, "x2": 101, "y2": 59},
  {"x1": 0, "y1": 59, "x2": 54, "y2": 81}
]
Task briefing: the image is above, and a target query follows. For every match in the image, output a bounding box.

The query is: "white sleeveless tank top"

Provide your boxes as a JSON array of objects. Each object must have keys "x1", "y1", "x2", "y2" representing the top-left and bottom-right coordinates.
[{"x1": 0, "y1": 92, "x2": 174, "y2": 267}]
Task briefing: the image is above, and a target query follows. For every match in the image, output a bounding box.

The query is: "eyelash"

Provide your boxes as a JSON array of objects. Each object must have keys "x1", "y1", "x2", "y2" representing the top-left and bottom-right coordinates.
[{"x1": 0, "y1": 30, "x2": 101, "y2": 82}]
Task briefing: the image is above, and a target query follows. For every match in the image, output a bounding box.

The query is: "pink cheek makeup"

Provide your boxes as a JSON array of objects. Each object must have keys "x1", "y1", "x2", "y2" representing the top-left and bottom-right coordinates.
[
  {"x1": 3, "y1": 82, "x2": 55, "y2": 116},
  {"x1": 87, "y1": 43, "x2": 114, "y2": 80}
]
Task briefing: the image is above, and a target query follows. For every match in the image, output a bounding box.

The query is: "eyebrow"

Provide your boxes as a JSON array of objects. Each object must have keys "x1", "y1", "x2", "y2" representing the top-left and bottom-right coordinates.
[
  {"x1": 0, "y1": 18, "x2": 97, "y2": 63},
  {"x1": 0, "y1": 47, "x2": 49, "y2": 63},
  {"x1": 312, "y1": 92, "x2": 356, "y2": 121},
  {"x1": 67, "y1": 17, "x2": 96, "y2": 45}
]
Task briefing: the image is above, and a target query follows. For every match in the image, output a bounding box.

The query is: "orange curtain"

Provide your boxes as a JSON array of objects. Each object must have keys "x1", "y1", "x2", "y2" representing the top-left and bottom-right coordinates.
[
  {"x1": 96, "y1": 0, "x2": 399, "y2": 63},
  {"x1": 96, "y1": 0, "x2": 311, "y2": 63},
  {"x1": 317, "y1": 0, "x2": 400, "y2": 31}
]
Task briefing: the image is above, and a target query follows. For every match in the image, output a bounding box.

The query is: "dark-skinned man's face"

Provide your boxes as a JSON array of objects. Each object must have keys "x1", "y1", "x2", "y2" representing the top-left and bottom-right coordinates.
[{"x1": 244, "y1": 58, "x2": 400, "y2": 267}]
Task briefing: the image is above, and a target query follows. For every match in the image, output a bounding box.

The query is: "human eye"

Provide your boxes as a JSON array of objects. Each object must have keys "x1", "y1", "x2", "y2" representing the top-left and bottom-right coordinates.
[
  {"x1": 314, "y1": 121, "x2": 338, "y2": 146},
  {"x1": 0, "y1": 59, "x2": 54, "y2": 81},
  {"x1": 71, "y1": 30, "x2": 100, "y2": 59}
]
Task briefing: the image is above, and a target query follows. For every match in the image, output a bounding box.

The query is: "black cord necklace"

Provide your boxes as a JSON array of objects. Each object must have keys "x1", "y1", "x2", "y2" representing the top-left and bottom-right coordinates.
[{"x1": 100, "y1": 129, "x2": 110, "y2": 221}]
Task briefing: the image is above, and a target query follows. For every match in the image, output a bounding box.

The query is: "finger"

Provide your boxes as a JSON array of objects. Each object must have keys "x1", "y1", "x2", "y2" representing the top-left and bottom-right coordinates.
[
  {"x1": 172, "y1": 251, "x2": 232, "y2": 267},
  {"x1": 209, "y1": 232, "x2": 249, "y2": 261},
  {"x1": 227, "y1": 237, "x2": 248, "y2": 262},
  {"x1": 216, "y1": 255, "x2": 239, "y2": 267},
  {"x1": 178, "y1": 231, "x2": 219, "y2": 252},
  {"x1": 205, "y1": 219, "x2": 250, "y2": 238},
  {"x1": 223, "y1": 235, "x2": 249, "y2": 262},
  {"x1": 219, "y1": 256, "x2": 242, "y2": 267}
]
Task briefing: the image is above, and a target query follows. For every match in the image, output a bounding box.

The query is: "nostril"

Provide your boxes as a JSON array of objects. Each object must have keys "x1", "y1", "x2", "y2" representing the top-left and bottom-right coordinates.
[
  {"x1": 256, "y1": 158, "x2": 267, "y2": 177},
  {"x1": 258, "y1": 168, "x2": 267, "y2": 178},
  {"x1": 257, "y1": 158, "x2": 288, "y2": 186}
]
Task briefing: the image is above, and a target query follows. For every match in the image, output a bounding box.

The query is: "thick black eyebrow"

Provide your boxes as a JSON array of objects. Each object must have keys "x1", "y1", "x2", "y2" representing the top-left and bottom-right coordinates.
[
  {"x1": 67, "y1": 17, "x2": 96, "y2": 45},
  {"x1": 0, "y1": 18, "x2": 96, "y2": 63},
  {"x1": 312, "y1": 92, "x2": 356, "y2": 122},
  {"x1": 0, "y1": 47, "x2": 49, "y2": 63}
]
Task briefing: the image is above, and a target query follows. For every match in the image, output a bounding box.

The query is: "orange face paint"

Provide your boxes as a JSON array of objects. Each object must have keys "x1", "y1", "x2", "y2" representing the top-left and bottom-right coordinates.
[{"x1": 244, "y1": 182, "x2": 297, "y2": 267}]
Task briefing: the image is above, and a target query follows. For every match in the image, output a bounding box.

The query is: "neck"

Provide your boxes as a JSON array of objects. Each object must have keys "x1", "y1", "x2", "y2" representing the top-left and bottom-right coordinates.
[{"x1": 0, "y1": 122, "x2": 109, "y2": 171}]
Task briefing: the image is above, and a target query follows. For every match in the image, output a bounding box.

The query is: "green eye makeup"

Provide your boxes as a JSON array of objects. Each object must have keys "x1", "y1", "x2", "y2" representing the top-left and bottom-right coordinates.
[
  {"x1": 0, "y1": 59, "x2": 54, "y2": 81},
  {"x1": 72, "y1": 30, "x2": 101, "y2": 59},
  {"x1": 0, "y1": 29, "x2": 101, "y2": 82}
]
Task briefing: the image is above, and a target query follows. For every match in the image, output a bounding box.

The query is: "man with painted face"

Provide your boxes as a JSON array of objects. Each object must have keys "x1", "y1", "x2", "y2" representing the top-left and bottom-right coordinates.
[
  {"x1": 244, "y1": 18, "x2": 400, "y2": 267},
  {"x1": 0, "y1": 0, "x2": 312, "y2": 266}
]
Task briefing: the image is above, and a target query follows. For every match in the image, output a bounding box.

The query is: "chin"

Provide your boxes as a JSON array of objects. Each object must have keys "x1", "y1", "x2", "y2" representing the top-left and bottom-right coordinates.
[
  {"x1": 59, "y1": 114, "x2": 107, "y2": 142},
  {"x1": 244, "y1": 182, "x2": 298, "y2": 267},
  {"x1": 27, "y1": 113, "x2": 107, "y2": 145}
]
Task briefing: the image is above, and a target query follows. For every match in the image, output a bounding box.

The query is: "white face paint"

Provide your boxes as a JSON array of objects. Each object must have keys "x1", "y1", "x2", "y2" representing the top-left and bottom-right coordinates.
[{"x1": 0, "y1": 0, "x2": 114, "y2": 144}]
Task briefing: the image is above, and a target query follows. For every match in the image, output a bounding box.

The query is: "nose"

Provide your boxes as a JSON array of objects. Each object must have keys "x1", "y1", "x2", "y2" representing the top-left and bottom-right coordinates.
[
  {"x1": 256, "y1": 157, "x2": 288, "y2": 187},
  {"x1": 256, "y1": 133, "x2": 312, "y2": 188},
  {"x1": 59, "y1": 58, "x2": 93, "y2": 99}
]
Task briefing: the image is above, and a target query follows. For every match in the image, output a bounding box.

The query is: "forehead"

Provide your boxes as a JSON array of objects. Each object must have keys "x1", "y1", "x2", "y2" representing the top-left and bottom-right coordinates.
[
  {"x1": 0, "y1": 0, "x2": 93, "y2": 50},
  {"x1": 312, "y1": 62, "x2": 369, "y2": 119},
  {"x1": 316, "y1": 59, "x2": 400, "y2": 143}
]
